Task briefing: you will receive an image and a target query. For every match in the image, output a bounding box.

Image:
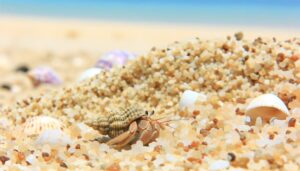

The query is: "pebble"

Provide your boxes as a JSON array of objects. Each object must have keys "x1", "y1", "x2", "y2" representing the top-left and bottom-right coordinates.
[
  {"x1": 15, "y1": 65, "x2": 30, "y2": 73},
  {"x1": 26, "y1": 154, "x2": 37, "y2": 165},
  {"x1": 179, "y1": 90, "x2": 207, "y2": 110},
  {"x1": 35, "y1": 129, "x2": 72, "y2": 146},
  {"x1": 78, "y1": 67, "x2": 102, "y2": 82},
  {"x1": 209, "y1": 160, "x2": 230, "y2": 170},
  {"x1": 0, "y1": 84, "x2": 11, "y2": 91}
]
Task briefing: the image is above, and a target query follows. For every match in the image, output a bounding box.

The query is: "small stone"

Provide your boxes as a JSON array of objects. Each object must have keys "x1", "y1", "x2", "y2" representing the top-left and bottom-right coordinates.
[
  {"x1": 228, "y1": 153, "x2": 236, "y2": 162},
  {"x1": 60, "y1": 162, "x2": 68, "y2": 168},
  {"x1": 106, "y1": 163, "x2": 121, "y2": 171},
  {"x1": 26, "y1": 154, "x2": 37, "y2": 165},
  {"x1": 179, "y1": 90, "x2": 207, "y2": 110},
  {"x1": 36, "y1": 129, "x2": 72, "y2": 146},
  {"x1": 78, "y1": 68, "x2": 102, "y2": 82},
  {"x1": 234, "y1": 32, "x2": 244, "y2": 41},
  {"x1": 1, "y1": 84, "x2": 11, "y2": 91},
  {"x1": 0, "y1": 156, "x2": 9, "y2": 164},
  {"x1": 209, "y1": 160, "x2": 230, "y2": 170},
  {"x1": 288, "y1": 118, "x2": 296, "y2": 127},
  {"x1": 15, "y1": 65, "x2": 30, "y2": 73}
]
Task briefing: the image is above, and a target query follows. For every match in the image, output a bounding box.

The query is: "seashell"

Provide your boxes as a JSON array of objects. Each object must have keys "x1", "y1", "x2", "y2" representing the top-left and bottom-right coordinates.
[
  {"x1": 245, "y1": 94, "x2": 290, "y2": 125},
  {"x1": 23, "y1": 116, "x2": 65, "y2": 136},
  {"x1": 179, "y1": 90, "x2": 207, "y2": 110},
  {"x1": 28, "y1": 67, "x2": 62, "y2": 87},
  {"x1": 78, "y1": 67, "x2": 102, "y2": 82},
  {"x1": 95, "y1": 50, "x2": 136, "y2": 69},
  {"x1": 35, "y1": 129, "x2": 72, "y2": 146}
]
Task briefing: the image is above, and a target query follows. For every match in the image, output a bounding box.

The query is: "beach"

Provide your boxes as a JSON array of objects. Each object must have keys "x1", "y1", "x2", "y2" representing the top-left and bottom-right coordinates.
[
  {"x1": 1, "y1": 15, "x2": 299, "y2": 107},
  {"x1": 1, "y1": 15, "x2": 300, "y2": 170}
]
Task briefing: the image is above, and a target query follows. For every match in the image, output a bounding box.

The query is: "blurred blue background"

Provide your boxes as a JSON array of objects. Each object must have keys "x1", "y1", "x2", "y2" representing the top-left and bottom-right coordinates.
[{"x1": 0, "y1": 0, "x2": 299, "y2": 28}]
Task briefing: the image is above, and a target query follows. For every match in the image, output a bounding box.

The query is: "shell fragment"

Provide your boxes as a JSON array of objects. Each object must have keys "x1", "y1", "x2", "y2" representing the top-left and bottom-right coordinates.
[{"x1": 245, "y1": 94, "x2": 290, "y2": 124}]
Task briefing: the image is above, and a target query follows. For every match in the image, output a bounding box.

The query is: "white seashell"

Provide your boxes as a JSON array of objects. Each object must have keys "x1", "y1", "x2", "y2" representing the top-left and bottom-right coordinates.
[
  {"x1": 245, "y1": 94, "x2": 290, "y2": 124},
  {"x1": 78, "y1": 67, "x2": 102, "y2": 82},
  {"x1": 179, "y1": 90, "x2": 207, "y2": 110},
  {"x1": 36, "y1": 129, "x2": 72, "y2": 146},
  {"x1": 23, "y1": 116, "x2": 65, "y2": 136}
]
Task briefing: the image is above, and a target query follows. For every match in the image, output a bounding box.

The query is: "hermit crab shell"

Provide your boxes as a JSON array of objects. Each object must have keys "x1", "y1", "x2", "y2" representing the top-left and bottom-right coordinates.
[
  {"x1": 23, "y1": 116, "x2": 65, "y2": 136},
  {"x1": 245, "y1": 94, "x2": 290, "y2": 124},
  {"x1": 28, "y1": 67, "x2": 62, "y2": 86}
]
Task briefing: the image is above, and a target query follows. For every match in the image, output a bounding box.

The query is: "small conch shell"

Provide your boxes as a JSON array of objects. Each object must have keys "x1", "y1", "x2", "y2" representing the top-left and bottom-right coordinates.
[
  {"x1": 245, "y1": 93, "x2": 290, "y2": 125},
  {"x1": 28, "y1": 67, "x2": 62, "y2": 87},
  {"x1": 23, "y1": 116, "x2": 65, "y2": 136}
]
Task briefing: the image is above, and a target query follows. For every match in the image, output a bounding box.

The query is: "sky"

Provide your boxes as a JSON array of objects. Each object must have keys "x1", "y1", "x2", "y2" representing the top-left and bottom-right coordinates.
[{"x1": 0, "y1": 0, "x2": 299, "y2": 28}]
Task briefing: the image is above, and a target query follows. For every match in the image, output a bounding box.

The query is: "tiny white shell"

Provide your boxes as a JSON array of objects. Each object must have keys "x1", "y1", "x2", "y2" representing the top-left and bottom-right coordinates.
[
  {"x1": 78, "y1": 67, "x2": 102, "y2": 82},
  {"x1": 245, "y1": 94, "x2": 290, "y2": 124},
  {"x1": 35, "y1": 129, "x2": 72, "y2": 146},
  {"x1": 179, "y1": 90, "x2": 207, "y2": 110},
  {"x1": 23, "y1": 116, "x2": 65, "y2": 136}
]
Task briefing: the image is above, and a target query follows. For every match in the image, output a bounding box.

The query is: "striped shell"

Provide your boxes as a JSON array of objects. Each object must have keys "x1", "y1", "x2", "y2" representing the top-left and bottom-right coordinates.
[
  {"x1": 87, "y1": 106, "x2": 146, "y2": 138},
  {"x1": 23, "y1": 116, "x2": 65, "y2": 136}
]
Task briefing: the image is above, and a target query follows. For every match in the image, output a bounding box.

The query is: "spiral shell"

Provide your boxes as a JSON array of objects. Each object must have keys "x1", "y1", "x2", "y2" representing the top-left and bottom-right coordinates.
[
  {"x1": 95, "y1": 50, "x2": 136, "y2": 69},
  {"x1": 87, "y1": 106, "x2": 146, "y2": 138},
  {"x1": 23, "y1": 116, "x2": 65, "y2": 136},
  {"x1": 28, "y1": 67, "x2": 62, "y2": 86}
]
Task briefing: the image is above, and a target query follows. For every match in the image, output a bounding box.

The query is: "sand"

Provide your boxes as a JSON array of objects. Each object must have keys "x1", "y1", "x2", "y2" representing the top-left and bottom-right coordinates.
[
  {"x1": 0, "y1": 15, "x2": 300, "y2": 108},
  {"x1": 0, "y1": 15, "x2": 300, "y2": 170}
]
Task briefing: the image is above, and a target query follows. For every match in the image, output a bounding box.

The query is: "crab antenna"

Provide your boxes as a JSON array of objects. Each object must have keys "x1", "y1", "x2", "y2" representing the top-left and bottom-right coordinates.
[
  {"x1": 164, "y1": 123, "x2": 175, "y2": 129},
  {"x1": 156, "y1": 117, "x2": 190, "y2": 122}
]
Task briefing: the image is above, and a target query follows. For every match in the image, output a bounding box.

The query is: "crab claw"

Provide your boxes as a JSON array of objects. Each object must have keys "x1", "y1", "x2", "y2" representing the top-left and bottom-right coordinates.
[
  {"x1": 107, "y1": 121, "x2": 138, "y2": 149},
  {"x1": 138, "y1": 120, "x2": 160, "y2": 145}
]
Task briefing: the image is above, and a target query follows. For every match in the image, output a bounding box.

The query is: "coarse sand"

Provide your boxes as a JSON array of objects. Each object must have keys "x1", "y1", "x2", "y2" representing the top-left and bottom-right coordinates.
[{"x1": 0, "y1": 30, "x2": 300, "y2": 170}]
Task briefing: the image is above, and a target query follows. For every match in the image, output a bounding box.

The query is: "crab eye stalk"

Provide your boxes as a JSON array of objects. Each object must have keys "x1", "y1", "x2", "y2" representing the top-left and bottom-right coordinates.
[
  {"x1": 150, "y1": 110, "x2": 155, "y2": 116},
  {"x1": 145, "y1": 111, "x2": 149, "y2": 115}
]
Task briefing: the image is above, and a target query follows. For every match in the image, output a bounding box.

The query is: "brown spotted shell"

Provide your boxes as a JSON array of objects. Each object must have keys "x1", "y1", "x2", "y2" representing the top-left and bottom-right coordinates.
[
  {"x1": 23, "y1": 116, "x2": 65, "y2": 136},
  {"x1": 87, "y1": 106, "x2": 146, "y2": 138}
]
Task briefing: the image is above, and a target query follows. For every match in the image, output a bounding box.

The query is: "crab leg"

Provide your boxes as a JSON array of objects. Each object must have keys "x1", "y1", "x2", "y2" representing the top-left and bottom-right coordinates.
[{"x1": 107, "y1": 121, "x2": 138, "y2": 148}]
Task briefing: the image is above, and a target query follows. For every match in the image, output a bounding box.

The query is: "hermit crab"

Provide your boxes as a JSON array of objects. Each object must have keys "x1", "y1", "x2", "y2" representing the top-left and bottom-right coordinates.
[{"x1": 86, "y1": 106, "x2": 167, "y2": 149}]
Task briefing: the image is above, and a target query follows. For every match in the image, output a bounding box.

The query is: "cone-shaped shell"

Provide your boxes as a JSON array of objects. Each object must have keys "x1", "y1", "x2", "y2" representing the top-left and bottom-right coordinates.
[
  {"x1": 23, "y1": 116, "x2": 65, "y2": 136},
  {"x1": 245, "y1": 94, "x2": 290, "y2": 124}
]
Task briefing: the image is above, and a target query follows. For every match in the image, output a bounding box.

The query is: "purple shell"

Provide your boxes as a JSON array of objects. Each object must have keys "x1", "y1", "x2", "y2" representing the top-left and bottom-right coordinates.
[
  {"x1": 29, "y1": 67, "x2": 62, "y2": 86},
  {"x1": 95, "y1": 50, "x2": 136, "y2": 69}
]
